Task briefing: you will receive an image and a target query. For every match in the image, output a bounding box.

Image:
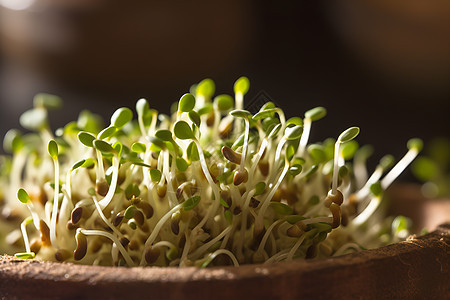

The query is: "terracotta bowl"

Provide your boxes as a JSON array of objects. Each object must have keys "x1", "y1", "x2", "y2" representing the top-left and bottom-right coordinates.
[{"x1": 0, "y1": 185, "x2": 449, "y2": 299}]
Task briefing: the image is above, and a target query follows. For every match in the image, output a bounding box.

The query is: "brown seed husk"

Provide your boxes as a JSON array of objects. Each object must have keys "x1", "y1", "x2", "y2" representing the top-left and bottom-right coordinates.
[
  {"x1": 325, "y1": 190, "x2": 344, "y2": 207},
  {"x1": 39, "y1": 220, "x2": 51, "y2": 247},
  {"x1": 73, "y1": 232, "x2": 87, "y2": 260},
  {"x1": 30, "y1": 239, "x2": 42, "y2": 254},
  {"x1": 271, "y1": 188, "x2": 282, "y2": 202},
  {"x1": 145, "y1": 247, "x2": 160, "y2": 265},
  {"x1": 206, "y1": 111, "x2": 215, "y2": 126},
  {"x1": 66, "y1": 220, "x2": 78, "y2": 230},
  {"x1": 113, "y1": 211, "x2": 125, "y2": 227},
  {"x1": 30, "y1": 187, "x2": 48, "y2": 207},
  {"x1": 74, "y1": 232, "x2": 87, "y2": 261},
  {"x1": 258, "y1": 161, "x2": 269, "y2": 176},
  {"x1": 330, "y1": 203, "x2": 341, "y2": 229},
  {"x1": 157, "y1": 185, "x2": 167, "y2": 198},
  {"x1": 306, "y1": 243, "x2": 318, "y2": 259},
  {"x1": 71, "y1": 207, "x2": 83, "y2": 225},
  {"x1": 120, "y1": 237, "x2": 130, "y2": 248},
  {"x1": 134, "y1": 210, "x2": 145, "y2": 227},
  {"x1": 171, "y1": 219, "x2": 180, "y2": 235},
  {"x1": 96, "y1": 180, "x2": 109, "y2": 197},
  {"x1": 55, "y1": 249, "x2": 72, "y2": 262},
  {"x1": 128, "y1": 239, "x2": 139, "y2": 251},
  {"x1": 137, "y1": 201, "x2": 154, "y2": 219},
  {"x1": 233, "y1": 168, "x2": 248, "y2": 186},
  {"x1": 221, "y1": 146, "x2": 242, "y2": 164},
  {"x1": 233, "y1": 206, "x2": 242, "y2": 215},
  {"x1": 219, "y1": 119, "x2": 233, "y2": 139},
  {"x1": 341, "y1": 207, "x2": 349, "y2": 227},
  {"x1": 178, "y1": 235, "x2": 186, "y2": 248},
  {"x1": 249, "y1": 197, "x2": 260, "y2": 208},
  {"x1": 287, "y1": 225, "x2": 304, "y2": 237}
]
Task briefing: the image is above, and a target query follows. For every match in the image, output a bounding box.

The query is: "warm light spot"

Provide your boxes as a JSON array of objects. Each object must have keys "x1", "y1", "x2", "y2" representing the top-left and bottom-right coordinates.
[{"x1": 0, "y1": 0, "x2": 35, "y2": 11}]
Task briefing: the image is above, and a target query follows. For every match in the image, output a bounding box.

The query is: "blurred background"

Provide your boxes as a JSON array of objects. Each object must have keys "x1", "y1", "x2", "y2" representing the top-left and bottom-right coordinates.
[{"x1": 1, "y1": 0, "x2": 449, "y2": 178}]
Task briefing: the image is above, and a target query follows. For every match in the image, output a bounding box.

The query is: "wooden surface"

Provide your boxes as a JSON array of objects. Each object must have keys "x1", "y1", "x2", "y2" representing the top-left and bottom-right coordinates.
[{"x1": 0, "y1": 223, "x2": 448, "y2": 299}]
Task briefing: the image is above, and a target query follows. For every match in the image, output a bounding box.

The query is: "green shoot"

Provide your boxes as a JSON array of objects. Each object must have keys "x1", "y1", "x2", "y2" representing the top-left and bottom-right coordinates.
[{"x1": 331, "y1": 127, "x2": 360, "y2": 195}]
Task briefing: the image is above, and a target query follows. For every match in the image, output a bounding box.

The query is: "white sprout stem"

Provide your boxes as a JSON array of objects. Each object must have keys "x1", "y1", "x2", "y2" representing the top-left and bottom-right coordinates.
[
  {"x1": 333, "y1": 243, "x2": 362, "y2": 257},
  {"x1": 98, "y1": 155, "x2": 120, "y2": 210},
  {"x1": 9, "y1": 153, "x2": 27, "y2": 207},
  {"x1": 157, "y1": 150, "x2": 166, "y2": 188},
  {"x1": 354, "y1": 156, "x2": 369, "y2": 189},
  {"x1": 79, "y1": 229, "x2": 134, "y2": 267},
  {"x1": 162, "y1": 150, "x2": 178, "y2": 208},
  {"x1": 140, "y1": 203, "x2": 184, "y2": 266},
  {"x1": 286, "y1": 234, "x2": 306, "y2": 261},
  {"x1": 111, "y1": 243, "x2": 119, "y2": 264},
  {"x1": 277, "y1": 108, "x2": 286, "y2": 127},
  {"x1": 176, "y1": 110, "x2": 183, "y2": 122},
  {"x1": 247, "y1": 138, "x2": 268, "y2": 187},
  {"x1": 239, "y1": 118, "x2": 250, "y2": 171},
  {"x1": 152, "y1": 240, "x2": 177, "y2": 250},
  {"x1": 298, "y1": 117, "x2": 311, "y2": 156},
  {"x1": 147, "y1": 111, "x2": 158, "y2": 136},
  {"x1": 235, "y1": 92, "x2": 243, "y2": 134},
  {"x1": 65, "y1": 170, "x2": 72, "y2": 202},
  {"x1": 256, "y1": 219, "x2": 285, "y2": 255},
  {"x1": 212, "y1": 104, "x2": 221, "y2": 141},
  {"x1": 50, "y1": 158, "x2": 60, "y2": 248},
  {"x1": 196, "y1": 94, "x2": 206, "y2": 108},
  {"x1": 220, "y1": 217, "x2": 237, "y2": 249},
  {"x1": 44, "y1": 200, "x2": 52, "y2": 224},
  {"x1": 150, "y1": 183, "x2": 163, "y2": 220},
  {"x1": 381, "y1": 149, "x2": 419, "y2": 189},
  {"x1": 236, "y1": 189, "x2": 256, "y2": 259},
  {"x1": 179, "y1": 231, "x2": 191, "y2": 267},
  {"x1": 143, "y1": 203, "x2": 183, "y2": 248},
  {"x1": 257, "y1": 159, "x2": 290, "y2": 221},
  {"x1": 331, "y1": 141, "x2": 341, "y2": 195},
  {"x1": 59, "y1": 170, "x2": 75, "y2": 229},
  {"x1": 95, "y1": 150, "x2": 105, "y2": 182},
  {"x1": 266, "y1": 141, "x2": 287, "y2": 185},
  {"x1": 92, "y1": 197, "x2": 122, "y2": 237},
  {"x1": 341, "y1": 173, "x2": 353, "y2": 198},
  {"x1": 190, "y1": 226, "x2": 231, "y2": 260},
  {"x1": 138, "y1": 113, "x2": 147, "y2": 137},
  {"x1": 57, "y1": 194, "x2": 73, "y2": 247},
  {"x1": 191, "y1": 140, "x2": 221, "y2": 229},
  {"x1": 26, "y1": 201, "x2": 41, "y2": 231},
  {"x1": 254, "y1": 122, "x2": 265, "y2": 145},
  {"x1": 20, "y1": 217, "x2": 33, "y2": 253},
  {"x1": 269, "y1": 233, "x2": 277, "y2": 256},
  {"x1": 264, "y1": 249, "x2": 290, "y2": 264},
  {"x1": 207, "y1": 249, "x2": 240, "y2": 267},
  {"x1": 352, "y1": 196, "x2": 381, "y2": 226},
  {"x1": 143, "y1": 151, "x2": 152, "y2": 186},
  {"x1": 41, "y1": 127, "x2": 54, "y2": 143},
  {"x1": 302, "y1": 200, "x2": 324, "y2": 217},
  {"x1": 274, "y1": 139, "x2": 287, "y2": 165},
  {"x1": 58, "y1": 168, "x2": 74, "y2": 243},
  {"x1": 59, "y1": 191, "x2": 72, "y2": 218},
  {"x1": 275, "y1": 108, "x2": 287, "y2": 144},
  {"x1": 355, "y1": 165, "x2": 384, "y2": 199},
  {"x1": 171, "y1": 149, "x2": 177, "y2": 174}
]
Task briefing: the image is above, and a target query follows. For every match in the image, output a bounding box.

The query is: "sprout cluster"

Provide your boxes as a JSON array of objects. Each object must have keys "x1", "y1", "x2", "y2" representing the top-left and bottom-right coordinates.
[{"x1": 0, "y1": 79, "x2": 422, "y2": 267}]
